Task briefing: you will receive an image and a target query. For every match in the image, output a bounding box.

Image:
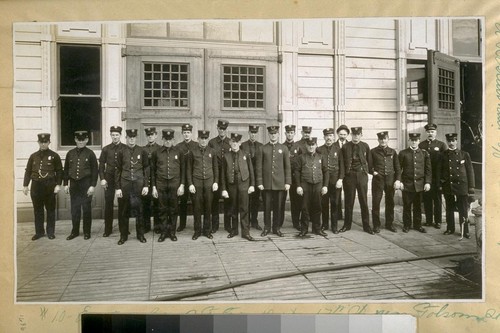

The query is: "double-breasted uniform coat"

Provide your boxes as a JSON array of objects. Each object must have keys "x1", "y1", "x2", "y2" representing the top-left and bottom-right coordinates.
[
  {"x1": 208, "y1": 136, "x2": 231, "y2": 232},
  {"x1": 240, "y1": 139, "x2": 263, "y2": 228},
  {"x1": 142, "y1": 141, "x2": 161, "y2": 232},
  {"x1": 175, "y1": 139, "x2": 199, "y2": 230}
]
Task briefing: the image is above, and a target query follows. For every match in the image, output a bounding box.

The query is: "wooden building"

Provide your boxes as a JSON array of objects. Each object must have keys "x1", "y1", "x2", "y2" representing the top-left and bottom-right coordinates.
[{"x1": 14, "y1": 18, "x2": 483, "y2": 221}]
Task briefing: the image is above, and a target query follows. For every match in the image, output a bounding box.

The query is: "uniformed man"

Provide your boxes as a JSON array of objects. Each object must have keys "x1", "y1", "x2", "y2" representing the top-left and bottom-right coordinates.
[
  {"x1": 23, "y1": 133, "x2": 63, "y2": 240},
  {"x1": 142, "y1": 127, "x2": 160, "y2": 234},
  {"x1": 419, "y1": 123, "x2": 447, "y2": 229},
  {"x1": 296, "y1": 137, "x2": 329, "y2": 237},
  {"x1": 115, "y1": 129, "x2": 150, "y2": 245},
  {"x1": 334, "y1": 124, "x2": 350, "y2": 220},
  {"x1": 316, "y1": 128, "x2": 344, "y2": 233},
  {"x1": 151, "y1": 129, "x2": 185, "y2": 242},
  {"x1": 187, "y1": 130, "x2": 219, "y2": 240},
  {"x1": 398, "y1": 133, "x2": 431, "y2": 233},
  {"x1": 240, "y1": 125, "x2": 263, "y2": 230},
  {"x1": 63, "y1": 131, "x2": 98, "y2": 240},
  {"x1": 297, "y1": 125, "x2": 312, "y2": 154},
  {"x1": 340, "y1": 127, "x2": 373, "y2": 234},
  {"x1": 255, "y1": 125, "x2": 291, "y2": 237},
  {"x1": 221, "y1": 133, "x2": 255, "y2": 241},
  {"x1": 175, "y1": 123, "x2": 198, "y2": 232},
  {"x1": 98, "y1": 126, "x2": 126, "y2": 237},
  {"x1": 281, "y1": 124, "x2": 303, "y2": 230},
  {"x1": 370, "y1": 131, "x2": 401, "y2": 233},
  {"x1": 440, "y1": 133, "x2": 475, "y2": 238},
  {"x1": 208, "y1": 119, "x2": 231, "y2": 233}
]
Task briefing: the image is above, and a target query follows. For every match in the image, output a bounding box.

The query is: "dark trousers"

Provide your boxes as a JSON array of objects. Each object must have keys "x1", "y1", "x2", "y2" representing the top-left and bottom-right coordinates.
[
  {"x1": 69, "y1": 177, "x2": 93, "y2": 235},
  {"x1": 423, "y1": 187, "x2": 442, "y2": 225},
  {"x1": 118, "y1": 181, "x2": 145, "y2": 239},
  {"x1": 444, "y1": 194, "x2": 470, "y2": 234},
  {"x1": 262, "y1": 190, "x2": 284, "y2": 232},
  {"x1": 103, "y1": 173, "x2": 116, "y2": 235},
  {"x1": 157, "y1": 180, "x2": 180, "y2": 236},
  {"x1": 402, "y1": 191, "x2": 423, "y2": 229},
  {"x1": 211, "y1": 188, "x2": 230, "y2": 232},
  {"x1": 371, "y1": 175, "x2": 395, "y2": 229},
  {"x1": 321, "y1": 183, "x2": 341, "y2": 231},
  {"x1": 248, "y1": 187, "x2": 261, "y2": 226},
  {"x1": 301, "y1": 182, "x2": 322, "y2": 233},
  {"x1": 343, "y1": 171, "x2": 370, "y2": 230},
  {"x1": 281, "y1": 182, "x2": 302, "y2": 228},
  {"x1": 30, "y1": 179, "x2": 57, "y2": 236},
  {"x1": 193, "y1": 178, "x2": 213, "y2": 234},
  {"x1": 143, "y1": 189, "x2": 159, "y2": 231},
  {"x1": 337, "y1": 188, "x2": 344, "y2": 220},
  {"x1": 178, "y1": 192, "x2": 189, "y2": 229},
  {"x1": 226, "y1": 177, "x2": 250, "y2": 236}
]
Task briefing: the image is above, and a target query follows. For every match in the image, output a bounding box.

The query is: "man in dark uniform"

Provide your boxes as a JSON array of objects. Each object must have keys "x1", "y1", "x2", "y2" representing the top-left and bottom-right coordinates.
[
  {"x1": 63, "y1": 131, "x2": 98, "y2": 240},
  {"x1": 98, "y1": 126, "x2": 126, "y2": 237},
  {"x1": 340, "y1": 127, "x2": 373, "y2": 234},
  {"x1": 142, "y1": 127, "x2": 160, "y2": 234},
  {"x1": 399, "y1": 133, "x2": 431, "y2": 233},
  {"x1": 151, "y1": 129, "x2": 185, "y2": 242},
  {"x1": 187, "y1": 130, "x2": 219, "y2": 240},
  {"x1": 419, "y1": 123, "x2": 447, "y2": 229},
  {"x1": 370, "y1": 131, "x2": 401, "y2": 233},
  {"x1": 296, "y1": 137, "x2": 329, "y2": 237},
  {"x1": 208, "y1": 119, "x2": 231, "y2": 233},
  {"x1": 282, "y1": 124, "x2": 302, "y2": 230},
  {"x1": 316, "y1": 128, "x2": 344, "y2": 234},
  {"x1": 23, "y1": 133, "x2": 63, "y2": 240},
  {"x1": 115, "y1": 129, "x2": 150, "y2": 245},
  {"x1": 296, "y1": 125, "x2": 312, "y2": 154},
  {"x1": 221, "y1": 133, "x2": 255, "y2": 241},
  {"x1": 334, "y1": 124, "x2": 350, "y2": 220},
  {"x1": 440, "y1": 133, "x2": 475, "y2": 238},
  {"x1": 255, "y1": 125, "x2": 291, "y2": 237},
  {"x1": 240, "y1": 125, "x2": 263, "y2": 230},
  {"x1": 175, "y1": 123, "x2": 198, "y2": 232}
]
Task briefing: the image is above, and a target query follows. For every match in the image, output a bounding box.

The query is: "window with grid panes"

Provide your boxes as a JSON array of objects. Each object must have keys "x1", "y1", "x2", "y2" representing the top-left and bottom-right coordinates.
[
  {"x1": 222, "y1": 65, "x2": 265, "y2": 109},
  {"x1": 438, "y1": 68, "x2": 455, "y2": 110},
  {"x1": 143, "y1": 62, "x2": 189, "y2": 108}
]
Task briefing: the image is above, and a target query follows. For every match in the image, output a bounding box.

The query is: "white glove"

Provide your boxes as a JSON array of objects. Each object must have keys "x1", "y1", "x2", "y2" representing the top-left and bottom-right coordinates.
[
  {"x1": 100, "y1": 179, "x2": 108, "y2": 190},
  {"x1": 222, "y1": 190, "x2": 229, "y2": 198},
  {"x1": 115, "y1": 189, "x2": 123, "y2": 198},
  {"x1": 189, "y1": 185, "x2": 196, "y2": 194},
  {"x1": 54, "y1": 185, "x2": 61, "y2": 194},
  {"x1": 424, "y1": 183, "x2": 431, "y2": 192},
  {"x1": 258, "y1": 185, "x2": 264, "y2": 191},
  {"x1": 87, "y1": 186, "x2": 95, "y2": 197},
  {"x1": 296, "y1": 186, "x2": 304, "y2": 196},
  {"x1": 284, "y1": 184, "x2": 290, "y2": 191},
  {"x1": 212, "y1": 183, "x2": 218, "y2": 192},
  {"x1": 141, "y1": 187, "x2": 149, "y2": 196},
  {"x1": 64, "y1": 185, "x2": 69, "y2": 194},
  {"x1": 248, "y1": 186, "x2": 255, "y2": 194},
  {"x1": 22, "y1": 186, "x2": 29, "y2": 196},
  {"x1": 152, "y1": 186, "x2": 158, "y2": 199},
  {"x1": 321, "y1": 186, "x2": 328, "y2": 195},
  {"x1": 177, "y1": 184, "x2": 185, "y2": 196},
  {"x1": 393, "y1": 180, "x2": 401, "y2": 190},
  {"x1": 336, "y1": 179, "x2": 343, "y2": 189}
]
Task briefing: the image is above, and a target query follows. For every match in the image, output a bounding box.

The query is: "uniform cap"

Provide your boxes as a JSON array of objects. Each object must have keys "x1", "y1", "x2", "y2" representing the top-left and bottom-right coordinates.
[
  {"x1": 408, "y1": 133, "x2": 421, "y2": 140},
  {"x1": 306, "y1": 137, "x2": 318, "y2": 145},
  {"x1": 284, "y1": 124, "x2": 296, "y2": 132},
  {"x1": 302, "y1": 126, "x2": 312, "y2": 133},
  {"x1": 230, "y1": 133, "x2": 243, "y2": 142},
  {"x1": 74, "y1": 130, "x2": 89, "y2": 140},
  {"x1": 126, "y1": 129, "x2": 138, "y2": 137},
  {"x1": 424, "y1": 123, "x2": 437, "y2": 131},
  {"x1": 376, "y1": 131, "x2": 389, "y2": 139},
  {"x1": 351, "y1": 127, "x2": 362, "y2": 135},
  {"x1": 267, "y1": 125, "x2": 279, "y2": 134},
  {"x1": 217, "y1": 119, "x2": 229, "y2": 129},
  {"x1": 144, "y1": 127, "x2": 157, "y2": 136},
  {"x1": 445, "y1": 133, "x2": 458, "y2": 141},
  {"x1": 336, "y1": 124, "x2": 350, "y2": 134},
  {"x1": 198, "y1": 130, "x2": 210, "y2": 139},
  {"x1": 110, "y1": 126, "x2": 122, "y2": 134},
  {"x1": 181, "y1": 123, "x2": 193, "y2": 132},
  {"x1": 248, "y1": 125, "x2": 259, "y2": 133},
  {"x1": 323, "y1": 128, "x2": 335, "y2": 135},
  {"x1": 37, "y1": 133, "x2": 51, "y2": 143},
  {"x1": 162, "y1": 129, "x2": 175, "y2": 140}
]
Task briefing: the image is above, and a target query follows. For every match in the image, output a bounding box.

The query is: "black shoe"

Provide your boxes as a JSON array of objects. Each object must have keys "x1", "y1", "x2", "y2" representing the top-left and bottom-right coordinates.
[
  {"x1": 103, "y1": 232, "x2": 111, "y2": 237},
  {"x1": 84, "y1": 234, "x2": 90, "y2": 240},
  {"x1": 170, "y1": 235, "x2": 178, "y2": 241},
  {"x1": 321, "y1": 226, "x2": 327, "y2": 232},
  {"x1": 31, "y1": 234, "x2": 44, "y2": 241},
  {"x1": 373, "y1": 228, "x2": 380, "y2": 234},
  {"x1": 434, "y1": 223, "x2": 441, "y2": 229},
  {"x1": 118, "y1": 238, "x2": 126, "y2": 245},
  {"x1": 205, "y1": 233, "x2": 213, "y2": 239},
  {"x1": 364, "y1": 228, "x2": 375, "y2": 235},
  {"x1": 415, "y1": 227, "x2": 427, "y2": 233},
  {"x1": 176, "y1": 226, "x2": 185, "y2": 232},
  {"x1": 464, "y1": 233, "x2": 471, "y2": 239},
  {"x1": 332, "y1": 228, "x2": 339, "y2": 234},
  {"x1": 339, "y1": 227, "x2": 350, "y2": 233},
  {"x1": 192, "y1": 233, "x2": 200, "y2": 240},
  {"x1": 158, "y1": 234, "x2": 167, "y2": 242},
  {"x1": 138, "y1": 236, "x2": 147, "y2": 243},
  {"x1": 386, "y1": 226, "x2": 397, "y2": 233},
  {"x1": 315, "y1": 230, "x2": 327, "y2": 237},
  {"x1": 66, "y1": 233, "x2": 79, "y2": 240},
  {"x1": 48, "y1": 234, "x2": 55, "y2": 240},
  {"x1": 242, "y1": 234, "x2": 254, "y2": 241},
  {"x1": 402, "y1": 227, "x2": 409, "y2": 233},
  {"x1": 443, "y1": 230, "x2": 453, "y2": 235},
  {"x1": 261, "y1": 230, "x2": 269, "y2": 237},
  {"x1": 252, "y1": 224, "x2": 262, "y2": 230},
  {"x1": 274, "y1": 230, "x2": 284, "y2": 237},
  {"x1": 227, "y1": 232, "x2": 236, "y2": 238}
]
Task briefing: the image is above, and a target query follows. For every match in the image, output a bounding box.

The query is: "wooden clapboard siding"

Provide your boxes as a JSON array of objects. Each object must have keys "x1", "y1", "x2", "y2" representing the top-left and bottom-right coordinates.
[
  {"x1": 344, "y1": 19, "x2": 397, "y2": 59},
  {"x1": 297, "y1": 54, "x2": 334, "y2": 115}
]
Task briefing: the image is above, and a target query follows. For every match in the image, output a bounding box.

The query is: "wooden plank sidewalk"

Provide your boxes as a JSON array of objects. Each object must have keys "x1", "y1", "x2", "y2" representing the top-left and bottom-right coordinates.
[{"x1": 16, "y1": 209, "x2": 481, "y2": 302}]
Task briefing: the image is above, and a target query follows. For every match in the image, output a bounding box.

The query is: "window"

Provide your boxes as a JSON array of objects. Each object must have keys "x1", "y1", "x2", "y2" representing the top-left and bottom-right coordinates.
[
  {"x1": 59, "y1": 45, "x2": 101, "y2": 146},
  {"x1": 406, "y1": 61, "x2": 428, "y2": 133},
  {"x1": 222, "y1": 65, "x2": 265, "y2": 109},
  {"x1": 438, "y1": 68, "x2": 455, "y2": 110},
  {"x1": 143, "y1": 62, "x2": 189, "y2": 108},
  {"x1": 452, "y1": 19, "x2": 481, "y2": 58}
]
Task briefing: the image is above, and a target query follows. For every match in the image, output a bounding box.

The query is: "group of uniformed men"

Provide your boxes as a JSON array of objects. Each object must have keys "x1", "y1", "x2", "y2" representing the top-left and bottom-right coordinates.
[{"x1": 23, "y1": 121, "x2": 475, "y2": 244}]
